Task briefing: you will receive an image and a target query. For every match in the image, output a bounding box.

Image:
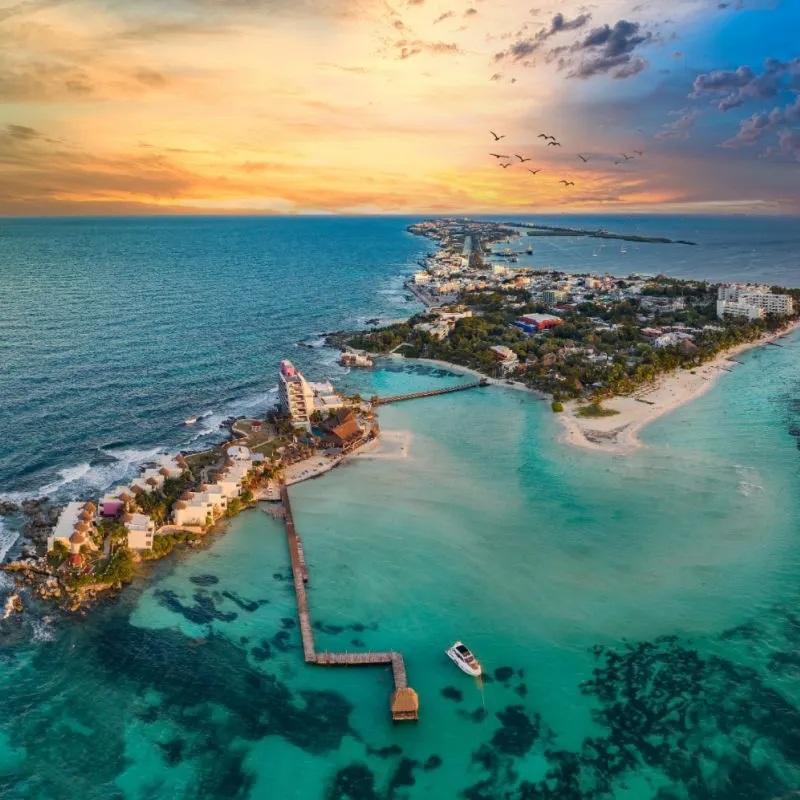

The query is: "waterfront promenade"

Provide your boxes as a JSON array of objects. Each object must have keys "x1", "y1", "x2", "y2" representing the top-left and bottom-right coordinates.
[{"x1": 278, "y1": 483, "x2": 419, "y2": 721}]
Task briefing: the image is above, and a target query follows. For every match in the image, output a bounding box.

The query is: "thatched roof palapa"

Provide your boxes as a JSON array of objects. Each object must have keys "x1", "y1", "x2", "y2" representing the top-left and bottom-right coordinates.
[
  {"x1": 70, "y1": 530, "x2": 86, "y2": 544},
  {"x1": 174, "y1": 500, "x2": 187, "y2": 510},
  {"x1": 83, "y1": 501, "x2": 97, "y2": 513},
  {"x1": 75, "y1": 521, "x2": 90, "y2": 533},
  {"x1": 146, "y1": 477, "x2": 159, "y2": 487},
  {"x1": 390, "y1": 688, "x2": 419, "y2": 721},
  {"x1": 159, "y1": 467, "x2": 171, "y2": 477},
  {"x1": 78, "y1": 510, "x2": 93, "y2": 522}
]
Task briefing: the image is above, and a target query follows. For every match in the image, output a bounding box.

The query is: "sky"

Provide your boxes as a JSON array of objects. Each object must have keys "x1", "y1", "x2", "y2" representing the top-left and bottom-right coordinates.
[{"x1": 0, "y1": 0, "x2": 798, "y2": 215}]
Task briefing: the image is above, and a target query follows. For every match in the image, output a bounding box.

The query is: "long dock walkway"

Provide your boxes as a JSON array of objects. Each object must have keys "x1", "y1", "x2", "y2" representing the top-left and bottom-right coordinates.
[
  {"x1": 373, "y1": 379, "x2": 487, "y2": 406},
  {"x1": 278, "y1": 484, "x2": 418, "y2": 720}
]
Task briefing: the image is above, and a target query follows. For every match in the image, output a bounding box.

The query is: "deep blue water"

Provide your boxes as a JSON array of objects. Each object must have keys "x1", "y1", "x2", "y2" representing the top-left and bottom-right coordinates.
[{"x1": 0, "y1": 216, "x2": 429, "y2": 499}]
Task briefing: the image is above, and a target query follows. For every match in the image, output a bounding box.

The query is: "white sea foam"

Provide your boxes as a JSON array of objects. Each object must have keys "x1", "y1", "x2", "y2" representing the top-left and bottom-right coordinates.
[
  {"x1": 0, "y1": 521, "x2": 18, "y2": 592},
  {"x1": 30, "y1": 618, "x2": 55, "y2": 642},
  {"x1": 188, "y1": 388, "x2": 279, "y2": 439},
  {"x1": 2, "y1": 385, "x2": 279, "y2": 504},
  {"x1": 0, "y1": 446, "x2": 164, "y2": 503},
  {"x1": 0, "y1": 520, "x2": 19, "y2": 562}
]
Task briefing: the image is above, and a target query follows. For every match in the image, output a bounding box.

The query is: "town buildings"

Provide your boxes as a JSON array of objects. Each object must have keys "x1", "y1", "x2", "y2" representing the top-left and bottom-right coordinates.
[
  {"x1": 489, "y1": 345, "x2": 519, "y2": 373},
  {"x1": 716, "y1": 284, "x2": 793, "y2": 320},
  {"x1": 340, "y1": 350, "x2": 374, "y2": 368},
  {"x1": 513, "y1": 314, "x2": 563, "y2": 334},
  {"x1": 47, "y1": 501, "x2": 97, "y2": 554}
]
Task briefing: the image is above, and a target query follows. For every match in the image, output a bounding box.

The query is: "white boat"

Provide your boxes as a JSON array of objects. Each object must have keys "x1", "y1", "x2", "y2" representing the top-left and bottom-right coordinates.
[
  {"x1": 446, "y1": 641, "x2": 482, "y2": 677},
  {"x1": 184, "y1": 417, "x2": 198, "y2": 426}
]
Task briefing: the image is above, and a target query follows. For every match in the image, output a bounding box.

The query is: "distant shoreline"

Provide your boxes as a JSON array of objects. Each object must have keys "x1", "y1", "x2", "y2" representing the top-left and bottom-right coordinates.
[{"x1": 502, "y1": 221, "x2": 698, "y2": 246}]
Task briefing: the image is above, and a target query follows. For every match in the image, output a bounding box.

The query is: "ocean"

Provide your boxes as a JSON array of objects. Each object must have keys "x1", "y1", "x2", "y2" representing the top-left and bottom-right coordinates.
[{"x1": 1, "y1": 215, "x2": 800, "y2": 799}]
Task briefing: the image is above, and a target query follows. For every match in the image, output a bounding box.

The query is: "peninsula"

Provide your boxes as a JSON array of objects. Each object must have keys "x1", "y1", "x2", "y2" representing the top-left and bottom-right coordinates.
[
  {"x1": 3, "y1": 360, "x2": 378, "y2": 611},
  {"x1": 339, "y1": 217, "x2": 799, "y2": 454}
]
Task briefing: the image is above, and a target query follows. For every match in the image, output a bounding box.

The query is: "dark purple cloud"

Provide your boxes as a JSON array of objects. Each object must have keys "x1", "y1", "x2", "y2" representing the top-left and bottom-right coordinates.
[
  {"x1": 723, "y1": 95, "x2": 800, "y2": 154},
  {"x1": 494, "y1": 38, "x2": 539, "y2": 63},
  {"x1": 543, "y1": 11, "x2": 591, "y2": 37},
  {"x1": 567, "y1": 19, "x2": 652, "y2": 80},
  {"x1": 691, "y1": 58, "x2": 800, "y2": 111},
  {"x1": 493, "y1": 12, "x2": 591, "y2": 63}
]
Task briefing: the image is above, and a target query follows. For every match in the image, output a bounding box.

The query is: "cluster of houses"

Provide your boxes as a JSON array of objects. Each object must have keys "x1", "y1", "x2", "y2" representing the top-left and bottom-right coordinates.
[
  {"x1": 172, "y1": 446, "x2": 263, "y2": 528},
  {"x1": 46, "y1": 448, "x2": 263, "y2": 560}
]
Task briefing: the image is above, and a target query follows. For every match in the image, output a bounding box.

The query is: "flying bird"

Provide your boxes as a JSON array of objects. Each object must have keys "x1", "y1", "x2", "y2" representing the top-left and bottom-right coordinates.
[
  {"x1": 490, "y1": 153, "x2": 510, "y2": 159},
  {"x1": 490, "y1": 130, "x2": 506, "y2": 141},
  {"x1": 537, "y1": 133, "x2": 550, "y2": 139},
  {"x1": 527, "y1": 168, "x2": 541, "y2": 174},
  {"x1": 621, "y1": 153, "x2": 634, "y2": 161},
  {"x1": 499, "y1": 162, "x2": 512, "y2": 168},
  {"x1": 578, "y1": 154, "x2": 589, "y2": 163},
  {"x1": 547, "y1": 141, "x2": 561, "y2": 147},
  {"x1": 514, "y1": 154, "x2": 531, "y2": 162},
  {"x1": 559, "y1": 180, "x2": 575, "y2": 187},
  {"x1": 634, "y1": 149, "x2": 644, "y2": 156}
]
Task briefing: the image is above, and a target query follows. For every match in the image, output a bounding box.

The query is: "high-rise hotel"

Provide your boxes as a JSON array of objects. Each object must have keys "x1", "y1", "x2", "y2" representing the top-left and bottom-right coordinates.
[{"x1": 278, "y1": 360, "x2": 315, "y2": 428}]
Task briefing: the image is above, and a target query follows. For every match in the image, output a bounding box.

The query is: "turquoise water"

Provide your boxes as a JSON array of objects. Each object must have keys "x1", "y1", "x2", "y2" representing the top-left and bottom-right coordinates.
[{"x1": 2, "y1": 344, "x2": 800, "y2": 798}]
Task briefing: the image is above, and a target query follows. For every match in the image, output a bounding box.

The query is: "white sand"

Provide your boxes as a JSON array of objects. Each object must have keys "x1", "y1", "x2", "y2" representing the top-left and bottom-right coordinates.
[
  {"x1": 557, "y1": 322, "x2": 800, "y2": 456},
  {"x1": 350, "y1": 429, "x2": 412, "y2": 460}
]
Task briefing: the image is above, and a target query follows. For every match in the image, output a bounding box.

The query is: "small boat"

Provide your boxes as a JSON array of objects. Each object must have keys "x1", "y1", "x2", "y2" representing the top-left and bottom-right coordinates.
[
  {"x1": 446, "y1": 641, "x2": 482, "y2": 677},
  {"x1": 620, "y1": 247, "x2": 627, "y2": 254},
  {"x1": 184, "y1": 417, "x2": 198, "y2": 426}
]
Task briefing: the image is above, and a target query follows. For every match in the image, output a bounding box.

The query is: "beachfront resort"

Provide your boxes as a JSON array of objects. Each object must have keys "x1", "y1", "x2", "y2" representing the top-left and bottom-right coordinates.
[
  {"x1": 343, "y1": 218, "x2": 798, "y2": 408},
  {"x1": 4, "y1": 360, "x2": 377, "y2": 609}
]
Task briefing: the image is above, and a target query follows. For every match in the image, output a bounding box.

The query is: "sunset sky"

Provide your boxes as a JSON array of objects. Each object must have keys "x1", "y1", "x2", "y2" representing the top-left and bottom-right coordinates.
[{"x1": 1, "y1": 0, "x2": 798, "y2": 215}]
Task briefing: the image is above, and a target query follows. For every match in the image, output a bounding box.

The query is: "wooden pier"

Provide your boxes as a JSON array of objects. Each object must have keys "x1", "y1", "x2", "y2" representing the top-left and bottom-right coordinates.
[
  {"x1": 278, "y1": 484, "x2": 419, "y2": 721},
  {"x1": 373, "y1": 379, "x2": 487, "y2": 406}
]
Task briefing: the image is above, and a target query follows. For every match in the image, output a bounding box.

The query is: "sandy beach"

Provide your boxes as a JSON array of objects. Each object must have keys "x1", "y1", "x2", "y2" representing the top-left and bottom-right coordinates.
[{"x1": 557, "y1": 322, "x2": 800, "y2": 456}]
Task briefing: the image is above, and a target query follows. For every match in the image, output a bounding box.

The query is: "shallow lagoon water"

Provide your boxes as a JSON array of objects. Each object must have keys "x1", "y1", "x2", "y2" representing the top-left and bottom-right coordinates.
[{"x1": 2, "y1": 345, "x2": 800, "y2": 798}]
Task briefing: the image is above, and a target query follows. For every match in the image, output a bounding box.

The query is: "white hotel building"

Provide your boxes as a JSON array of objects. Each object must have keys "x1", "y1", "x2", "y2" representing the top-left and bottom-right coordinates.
[
  {"x1": 716, "y1": 284, "x2": 793, "y2": 321},
  {"x1": 278, "y1": 360, "x2": 315, "y2": 428}
]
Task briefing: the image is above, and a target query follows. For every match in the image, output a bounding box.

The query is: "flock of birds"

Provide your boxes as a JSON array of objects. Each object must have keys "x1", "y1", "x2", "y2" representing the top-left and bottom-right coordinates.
[{"x1": 487, "y1": 130, "x2": 644, "y2": 188}]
